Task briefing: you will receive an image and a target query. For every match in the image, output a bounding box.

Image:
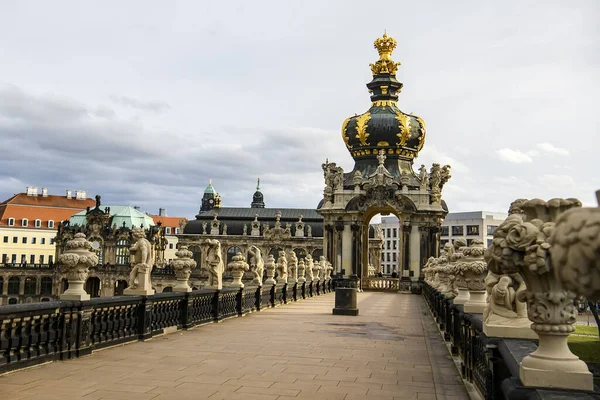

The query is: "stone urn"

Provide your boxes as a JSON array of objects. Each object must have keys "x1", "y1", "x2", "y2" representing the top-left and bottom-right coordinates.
[
  {"x1": 264, "y1": 254, "x2": 277, "y2": 285},
  {"x1": 171, "y1": 246, "x2": 197, "y2": 292},
  {"x1": 486, "y1": 198, "x2": 592, "y2": 390},
  {"x1": 227, "y1": 252, "x2": 249, "y2": 288},
  {"x1": 58, "y1": 233, "x2": 99, "y2": 301},
  {"x1": 456, "y1": 240, "x2": 487, "y2": 313},
  {"x1": 297, "y1": 259, "x2": 306, "y2": 283}
]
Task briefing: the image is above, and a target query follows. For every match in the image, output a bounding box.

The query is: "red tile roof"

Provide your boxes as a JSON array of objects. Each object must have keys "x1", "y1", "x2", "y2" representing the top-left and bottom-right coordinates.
[
  {"x1": 150, "y1": 215, "x2": 187, "y2": 229},
  {"x1": 0, "y1": 193, "x2": 95, "y2": 229}
]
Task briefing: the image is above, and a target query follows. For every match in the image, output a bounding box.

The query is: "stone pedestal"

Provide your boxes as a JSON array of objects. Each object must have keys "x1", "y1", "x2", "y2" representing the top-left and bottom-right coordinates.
[
  {"x1": 483, "y1": 317, "x2": 538, "y2": 340},
  {"x1": 453, "y1": 288, "x2": 470, "y2": 305},
  {"x1": 463, "y1": 291, "x2": 486, "y2": 313},
  {"x1": 123, "y1": 286, "x2": 155, "y2": 296}
]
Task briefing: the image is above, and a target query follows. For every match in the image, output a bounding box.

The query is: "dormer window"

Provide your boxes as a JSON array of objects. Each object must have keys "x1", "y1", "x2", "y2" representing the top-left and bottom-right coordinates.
[
  {"x1": 35, "y1": 219, "x2": 41, "y2": 228},
  {"x1": 175, "y1": 228, "x2": 180, "y2": 234},
  {"x1": 165, "y1": 227, "x2": 171, "y2": 234},
  {"x1": 8, "y1": 218, "x2": 15, "y2": 226},
  {"x1": 48, "y1": 220, "x2": 54, "y2": 228},
  {"x1": 22, "y1": 218, "x2": 28, "y2": 227}
]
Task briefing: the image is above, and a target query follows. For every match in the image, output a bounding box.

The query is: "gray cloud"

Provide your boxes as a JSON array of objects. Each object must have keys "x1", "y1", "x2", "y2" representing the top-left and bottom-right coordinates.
[{"x1": 0, "y1": 0, "x2": 599, "y2": 218}]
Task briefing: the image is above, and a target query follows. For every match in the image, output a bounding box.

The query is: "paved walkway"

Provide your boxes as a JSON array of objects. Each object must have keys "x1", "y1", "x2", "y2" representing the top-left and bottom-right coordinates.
[{"x1": 0, "y1": 293, "x2": 469, "y2": 400}]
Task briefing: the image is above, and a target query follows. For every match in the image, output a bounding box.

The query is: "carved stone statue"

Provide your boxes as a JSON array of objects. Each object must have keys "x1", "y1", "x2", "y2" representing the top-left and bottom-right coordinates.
[
  {"x1": 297, "y1": 258, "x2": 306, "y2": 283},
  {"x1": 205, "y1": 239, "x2": 224, "y2": 289},
  {"x1": 287, "y1": 251, "x2": 298, "y2": 284},
  {"x1": 124, "y1": 227, "x2": 155, "y2": 295},
  {"x1": 429, "y1": 163, "x2": 442, "y2": 203},
  {"x1": 307, "y1": 224, "x2": 312, "y2": 237},
  {"x1": 276, "y1": 251, "x2": 288, "y2": 282},
  {"x1": 201, "y1": 222, "x2": 207, "y2": 234},
  {"x1": 222, "y1": 224, "x2": 227, "y2": 235},
  {"x1": 248, "y1": 245, "x2": 264, "y2": 286},
  {"x1": 243, "y1": 224, "x2": 248, "y2": 235},
  {"x1": 251, "y1": 215, "x2": 261, "y2": 236},
  {"x1": 305, "y1": 254, "x2": 315, "y2": 281},
  {"x1": 482, "y1": 271, "x2": 535, "y2": 339},
  {"x1": 295, "y1": 216, "x2": 305, "y2": 238},
  {"x1": 210, "y1": 215, "x2": 220, "y2": 235},
  {"x1": 419, "y1": 164, "x2": 429, "y2": 190}
]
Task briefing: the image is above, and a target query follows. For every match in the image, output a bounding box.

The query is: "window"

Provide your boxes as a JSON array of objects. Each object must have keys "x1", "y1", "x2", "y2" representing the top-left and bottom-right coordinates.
[
  {"x1": 41, "y1": 277, "x2": 53, "y2": 296},
  {"x1": 48, "y1": 255, "x2": 53, "y2": 265},
  {"x1": 392, "y1": 253, "x2": 397, "y2": 262},
  {"x1": 451, "y1": 226, "x2": 464, "y2": 236},
  {"x1": 50, "y1": 238, "x2": 55, "y2": 245},
  {"x1": 386, "y1": 228, "x2": 391, "y2": 237},
  {"x1": 8, "y1": 298, "x2": 18, "y2": 305},
  {"x1": 386, "y1": 253, "x2": 390, "y2": 262},
  {"x1": 116, "y1": 239, "x2": 130, "y2": 265},
  {"x1": 35, "y1": 219, "x2": 41, "y2": 228},
  {"x1": 169, "y1": 243, "x2": 174, "y2": 249},
  {"x1": 381, "y1": 253, "x2": 385, "y2": 261},
  {"x1": 175, "y1": 228, "x2": 180, "y2": 234},
  {"x1": 24, "y1": 277, "x2": 36, "y2": 295},
  {"x1": 48, "y1": 220, "x2": 54, "y2": 228},
  {"x1": 21, "y1": 254, "x2": 26, "y2": 264},
  {"x1": 1, "y1": 254, "x2": 6, "y2": 263},
  {"x1": 3, "y1": 236, "x2": 7, "y2": 243},
  {"x1": 22, "y1": 218, "x2": 28, "y2": 227},
  {"x1": 41, "y1": 238, "x2": 46, "y2": 245},
  {"x1": 29, "y1": 254, "x2": 35, "y2": 264},
  {"x1": 440, "y1": 239, "x2": 449, "y2": 247},
  {"x1": 487, "y1": 225, "x2": 498, "y2": 235},
  {"x1": 392, "y1": 241, "x2": 397, "y2": 250},
  {"x1": 466, "y1": 225, "x2": 479, "y2": 236},
  {"x1": 22, "y1": 237, "x2": 27, "y2": 244},
  {"x1": 8, "y1": 277, "x2": 20, "y2": 295},
  {"x1": 8, "y1": 218, "x2": 14, "y2": 226},
  {"x1": 165, "y1": 227, "x2": 171, "y2": 234},
  {"x1": 387, "y1": 265, "x2": 391, "y2": 274},
  {"x1": 487, "y1": 239, "x2": 493, "y2": 248},
  {"x1": 441, "y1": 226, "x2": 449, "y2": 236},
  {"x1": 32, "y1": 237, "x2": 36, "y2": 244},
  {"x1": 12, "y1": 237, "x2": 17, "y2": 243},
  {"x1": 392, "y1": 228, "x2": 397, "y2": 238},
  {"x1": 39, "y1": 255, "x2": 44, "y2": 264},
  {"x1": 11, "y1": 254, "x2": 17, "y2": 263},
  {"x1": 386, "y1": 241, "x2": 391, "y2": 250}
]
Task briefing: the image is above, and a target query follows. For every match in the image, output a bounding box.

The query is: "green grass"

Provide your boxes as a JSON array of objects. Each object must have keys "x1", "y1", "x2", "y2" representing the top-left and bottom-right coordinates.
[
  {"x1": 574, "y1": 325, "x2": 600, "y2": 337},
  {"x1": 568, "y1": 335, "x2": 600, "y2": 363}
]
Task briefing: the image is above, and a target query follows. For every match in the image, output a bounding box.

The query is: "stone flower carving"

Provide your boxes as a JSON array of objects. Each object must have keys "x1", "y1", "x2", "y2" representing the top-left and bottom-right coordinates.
[
  {"x1": 484, "y1": 197, "x2": 592, "y2": 390},
  {"x1": 58, "y1": 233, "x2": 99, "y2": 300}
]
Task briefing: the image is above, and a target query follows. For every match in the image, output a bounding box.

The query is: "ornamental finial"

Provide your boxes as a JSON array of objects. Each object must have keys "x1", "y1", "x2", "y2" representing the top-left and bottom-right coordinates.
[
  {"x1": 257, "y1": 177, "x2": 260, "y2": 190},
  {"x1": 377, "y1": 149, "x2": 386, "y2": 166},
  {"x1": 370, "y1": 32, "x2": 401, "y2": 75}
]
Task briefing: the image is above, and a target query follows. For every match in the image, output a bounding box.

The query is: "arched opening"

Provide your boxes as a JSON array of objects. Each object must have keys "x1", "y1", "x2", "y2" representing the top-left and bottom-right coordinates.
[
  {"x1": 269, "y1": 247, "x2": 283, "y2": 262},
  {"x1": 8, "y1": 297, "x2": 18, "y2": 305},
  {"x1": 311, "y1": 248, "x2": 323, "y2": 260},
  {"x1": 361, "y1": 209, "x2": 403, "y2": 282},
  {"x1": 61, "y1": 278, "x2": 69, "y2": 293},
  {"x1": 293, "y1": 248, "x2": 307, "y2": 261},
  {"x1": 8, "y1": 277, "x2": 20, "y2": 295},
  {"x1": 85, "y1": 277, "x2": 101, "y2": 298},
  {"x1": 24, "y1": 277, "x2": 37, "y2": 296},
  {"x1": 226, "y1": 246, "x2": 242, "y2": 264},
  {"x1": 41, "y1": 277, "x2": 53, "y2": 296},
  {"x1": 162, "y1": 286, "x2": 173, "y2": 293},
  {"x1": 113, "y1": 279, "x2": 128, "y2": 296}
]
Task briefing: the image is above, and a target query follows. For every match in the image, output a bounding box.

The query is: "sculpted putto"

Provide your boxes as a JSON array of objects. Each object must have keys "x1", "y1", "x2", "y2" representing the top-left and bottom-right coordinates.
[
  {"x1": 205, "y1": 239, "x2": 224, "y2": 289},
  {"x1": 276, "y1": 250, "x2": 288, "y2": 282},
  {"x1": 248, "y1": 245, "x2": 264, "y2": 286},
  {"x1": 128, "y1": 227, "x2": 154, "y2": 291},
  {"x1": 305, "y1": 254, "x2": 315, "y2": 281}
]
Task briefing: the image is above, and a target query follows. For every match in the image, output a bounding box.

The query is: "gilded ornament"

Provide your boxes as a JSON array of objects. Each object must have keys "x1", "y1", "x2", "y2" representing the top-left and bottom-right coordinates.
[
  {"x1": 415, "y1": 116, "x2": 426, "y2": 150},
  {"x1": 380, "y1": 86, "x2": 388, "y2": 95},
  {"x1": 377, "y1": 141, "x2": 389, "y2": 147},
  {"x1": 369, "y1": 32, "x2": 401, "y2": 76},
  {"x1": 395, "y1": 111, "x2": 411, "y2": 146},
  {"x1": 354, "y1": 112, "x2": 371, "y2": 146},
  {"x1": 372, "y1": 100, "x2": 397, "y2": 107},
  {"x1": 341, "y1": 117, "x2": 352, "y2": 149}
]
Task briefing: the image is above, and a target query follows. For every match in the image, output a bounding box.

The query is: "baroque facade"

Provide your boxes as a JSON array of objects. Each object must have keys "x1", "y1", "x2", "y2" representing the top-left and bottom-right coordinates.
[{"x1": 318, "y1": 33, "x2": 451, "y2": 285}]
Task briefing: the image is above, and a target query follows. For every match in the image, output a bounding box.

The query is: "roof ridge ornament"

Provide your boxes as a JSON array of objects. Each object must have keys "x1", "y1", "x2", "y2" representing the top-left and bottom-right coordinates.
[{"x1": 370, "y1": 32, "x2": 401, "y2": 76}]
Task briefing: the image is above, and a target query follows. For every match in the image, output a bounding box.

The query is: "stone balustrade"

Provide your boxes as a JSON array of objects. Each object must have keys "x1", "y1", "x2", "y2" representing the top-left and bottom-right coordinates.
[
  {"x1": 0, "y1": 280, "x2": 333, "y2": 375},
  {"x1": 362, "y1": 277, "x2": 400, "y2": 291}
]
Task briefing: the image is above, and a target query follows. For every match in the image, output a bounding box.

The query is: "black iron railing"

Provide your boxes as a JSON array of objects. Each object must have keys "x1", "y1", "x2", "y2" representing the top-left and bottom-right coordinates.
[{"x1": 0, "y1": 280, "x2": 333, "y2": 374}]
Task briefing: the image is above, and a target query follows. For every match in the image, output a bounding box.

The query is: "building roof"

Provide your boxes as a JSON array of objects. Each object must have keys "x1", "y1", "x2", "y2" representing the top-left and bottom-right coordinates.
[
  {"x1": 196, "y1": 207, "x2": 322, "y2": 220},
  {"x1": 150, "y1": 215, "x2": 188, "y2": 229},
  {"x1": 70, "y1": 205, "x2": 156, "y2": 229},
  {"x1": 0, "y1": 193, "x2": 95, "y2": 229}
]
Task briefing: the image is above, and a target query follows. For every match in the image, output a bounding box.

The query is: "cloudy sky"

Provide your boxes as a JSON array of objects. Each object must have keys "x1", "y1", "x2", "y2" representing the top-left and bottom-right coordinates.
[{"x1": 0, "y1": 1, "x2": 598, "y2": 219}]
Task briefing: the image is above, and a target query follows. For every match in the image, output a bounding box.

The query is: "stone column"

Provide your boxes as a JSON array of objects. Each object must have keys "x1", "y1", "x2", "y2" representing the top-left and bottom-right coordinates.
[
  {"x1": 397, "y1": 222, "x2": 405, "y2": 272},
  {"x1": 18, "y1": 278, "x2": 25, "y2": 295},
  {"x1": 403, "y1": 221, "x2": 411, "y2": 275},
  {"x1": 408, "y1": 224, "x2": 421, "y2": 278},
  {"x1": 2, "y1": 276, "x2": 8, "y2": 295},
  {"x1": 341, "y1": 223, "x2": 353, "y2": 275},
  {"x1": 419, "y1": 226, "x2": 429, "y2": 277},
  {"x1": 35, "y1": 277, "x2": 41, "y2": 295}
]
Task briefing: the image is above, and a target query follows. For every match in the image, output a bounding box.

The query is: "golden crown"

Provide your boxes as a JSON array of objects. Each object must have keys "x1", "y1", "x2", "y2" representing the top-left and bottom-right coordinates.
[{"x1": 374, "y1": 32, "x2": 397, "y2": 59}]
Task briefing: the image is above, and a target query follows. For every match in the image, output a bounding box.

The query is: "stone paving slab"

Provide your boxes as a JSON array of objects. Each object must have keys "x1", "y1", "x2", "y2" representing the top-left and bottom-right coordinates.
[{"x1": 0, "y1": 292, "x2": 469, "y2": 399}]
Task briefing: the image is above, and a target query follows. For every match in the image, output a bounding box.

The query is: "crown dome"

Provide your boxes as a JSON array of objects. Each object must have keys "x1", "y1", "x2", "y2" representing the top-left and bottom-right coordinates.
[{"x1": 342, "y1": 33, "x2": 426, "y2": 177}]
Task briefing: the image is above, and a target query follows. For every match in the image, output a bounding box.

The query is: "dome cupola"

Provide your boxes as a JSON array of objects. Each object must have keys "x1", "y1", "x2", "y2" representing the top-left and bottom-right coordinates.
[
  {"x1": 251, "y1": 178, "x2": 265, "y2": 208},
  {"x1": 342, "y1": 33, "x2": 426, "y2": 179},
  {"x1": 200, "y1": 179, "x2": 217, "y2": 212}
]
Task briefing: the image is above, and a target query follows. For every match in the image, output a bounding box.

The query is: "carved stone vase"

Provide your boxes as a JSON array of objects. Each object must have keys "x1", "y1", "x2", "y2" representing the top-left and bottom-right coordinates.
[
  {"x1": 171, "y1": 246, "x2": 197, "y2": 292},
  {"x1": 456, "y1": 241, "x2": 487, "y2": 313},
  {"x1": 264, "y1": 254, "x2": 277, "y2": 285},
  {"x1": 58, "y1": 233, "x2": 99, "y2": 301},
  {"x1": 227, "y1": 253, "x2": 249, "y2": 288},
  {"x1": 486, "y1": 198, "x2": 592, "y2": 390},
  {"x1": 312, "y1": 263, "x2": 321, "y2": 282},
  {"x1": 297, "y1": 259, "x2": 306, "y2": 283},
  {"x1": 452, "y1": 267, "x2": 471, "y2": 305}
]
